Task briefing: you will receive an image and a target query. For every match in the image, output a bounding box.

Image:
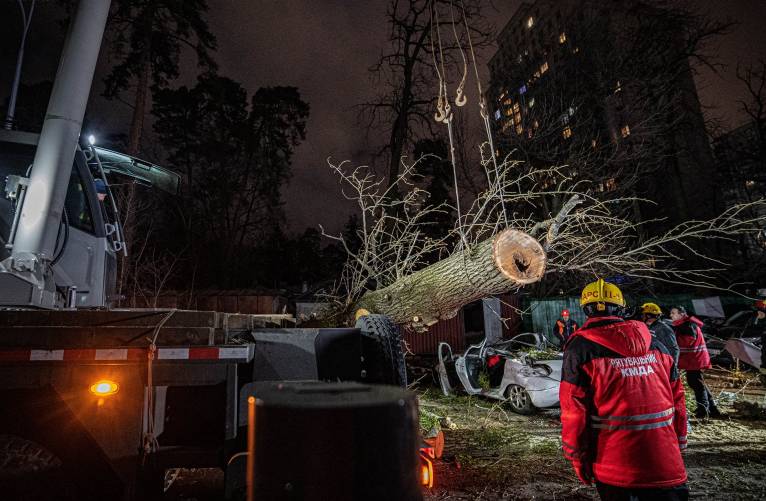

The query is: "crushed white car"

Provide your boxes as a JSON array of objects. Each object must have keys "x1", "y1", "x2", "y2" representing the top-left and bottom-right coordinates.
[{"x1": 436, "y1": 333, "x2": 562, "y2": 414}]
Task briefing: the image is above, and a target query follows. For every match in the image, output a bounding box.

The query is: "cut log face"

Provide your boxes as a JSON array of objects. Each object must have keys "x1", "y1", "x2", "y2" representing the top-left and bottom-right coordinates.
[
  {"x1": 355, "y1": 229, "x2": 546, "y2": 326},
  {"x1": 493, "y1": 230, "x2": 547, "y2": 284}
]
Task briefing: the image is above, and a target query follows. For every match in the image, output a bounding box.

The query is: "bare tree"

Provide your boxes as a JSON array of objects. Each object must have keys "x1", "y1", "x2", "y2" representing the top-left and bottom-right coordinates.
[
  {"x1": 320, "y1": 151, "x2": 766, "y2": 327},
  {"x1": 358, "y1": 0, "x2": 493, "y2": 190},
  {"x1": 735, "y1": 59, "x2": 766, "y2": 164}
]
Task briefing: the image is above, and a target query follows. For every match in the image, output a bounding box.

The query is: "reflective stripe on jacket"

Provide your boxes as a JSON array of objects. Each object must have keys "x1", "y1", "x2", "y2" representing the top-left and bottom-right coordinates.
[
  {"x1": 672, "y1": 316, "x2": 710, "y2": 370},
  {"x1": 561, "y1": 316, "x2": 687, "y2": 488}
]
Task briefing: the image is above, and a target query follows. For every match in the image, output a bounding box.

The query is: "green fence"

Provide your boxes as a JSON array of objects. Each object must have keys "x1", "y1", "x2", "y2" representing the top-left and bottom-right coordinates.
[{"x1": 525, "y1": 294, "x2": 753, "y2": 343}]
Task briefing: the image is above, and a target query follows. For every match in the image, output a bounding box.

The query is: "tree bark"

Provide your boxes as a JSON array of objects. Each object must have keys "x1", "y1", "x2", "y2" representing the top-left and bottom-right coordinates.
[
  {"x1": 127, "y1": 57, "x2": 150, "y2": 156},
  {"x1": 354, "y1": 229, "x2": 546, "y2": 326}
]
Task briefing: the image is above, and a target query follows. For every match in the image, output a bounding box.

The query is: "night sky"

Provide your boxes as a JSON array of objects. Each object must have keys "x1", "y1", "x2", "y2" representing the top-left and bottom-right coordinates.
[{"x1": 1, "y1": 0, "x2": 765, "y2": 234}]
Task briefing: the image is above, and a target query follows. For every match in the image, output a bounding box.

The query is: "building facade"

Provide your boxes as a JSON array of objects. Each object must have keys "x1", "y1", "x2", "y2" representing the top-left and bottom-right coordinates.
[
  {"x1": 486, "y1": 0, "x2": 718, "y2": 225},
  {"x1": 713, "y1": 121, "x2": 766, "y2": 270}
]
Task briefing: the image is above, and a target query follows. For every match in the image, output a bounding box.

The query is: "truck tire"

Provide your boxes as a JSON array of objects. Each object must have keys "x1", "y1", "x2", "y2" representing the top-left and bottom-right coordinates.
[
  {"x1": 0, "y1": 434, "x2": 79, "y2": 500},
  {"x1": 356, "y1": 314, "x2": 407, "y2": 387},
  {"x1": 0, "y1": 435, "x2": 61, "y2": 476}
]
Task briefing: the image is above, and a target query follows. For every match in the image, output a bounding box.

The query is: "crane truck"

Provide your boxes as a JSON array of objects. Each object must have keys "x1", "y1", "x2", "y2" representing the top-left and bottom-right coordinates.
[{"x1": 0, "y1": 1, "x2": 423, "y2": 499}]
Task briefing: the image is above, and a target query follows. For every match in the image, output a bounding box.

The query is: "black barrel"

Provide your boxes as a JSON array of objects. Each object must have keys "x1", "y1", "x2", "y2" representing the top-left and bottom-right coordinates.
[{"x1": 245, "y1": 381, "x2": 422, "y2": 501}]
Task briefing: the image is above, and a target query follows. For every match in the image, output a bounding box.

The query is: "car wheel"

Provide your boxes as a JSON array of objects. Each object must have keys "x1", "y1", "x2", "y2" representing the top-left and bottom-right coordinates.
[
  {"x1": 504, "y1": 385, "x2": 535, "y2": 415},
  {"x1": 356, "y1": 314, "x2": 407, "y2": 387}
]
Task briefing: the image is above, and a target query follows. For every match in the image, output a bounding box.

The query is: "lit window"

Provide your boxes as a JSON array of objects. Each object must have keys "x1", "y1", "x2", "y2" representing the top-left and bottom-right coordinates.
[
  {"x1": 746, "y1": 180, "x2": 756, "y2": 187},
  {"x1": 504, "y1": 98, "x2": 513, "y2": 105},
  {"x1": 591, "y1": 139, "x2": 597, "y2": 148},
  {"x1": 505, "y1": 109, "x2": 513, "y2": 116},
  {"x1": 516, "y1": 124, "x2": 523, "y2": 135},
  {"x1": 533, "y1": 120, "x2": 539, "y2": 129},
  {"x1": 494, "y1": 109, "x2": 501, "y2": 120},
  {"x1": 621, "y1": 125, "x2": 631, "y2": 138},
  {"x1": 540, "y1": 62, "x2": 549, "y2": 74},
  {"x1": 517, "y1": 54, "x2": 523, "y2": 63},
  {"x1": 513, "y1": 103, "x2": 520, "y2": 113},
  {"x1": 533, "y1": 70, "x2": 541, "y2": 79},
  {"x1": 573, "y1": 47, "x2": 580, "y2": 53},
  {"x1": 615, "y1": 80, "x2": 622, "y2": 93},
  {"x1": 568, "y1": 106, "x2": 575, "y2": 116},
  {"x1": 526, "y1": 16, "x2": 534, "y2": 29},
  {"x1": 562, "y1": 126, "x2": 572, "y2": 139},
  {"x1": 528, "y1": 97, "x2": 535, "y2": 108},
  {"x1": 519, "y1": 85, "x2": 527, "y2": 94},
  {"x1": 559, "y1": 32, "x2": 567, "y2": 44}
]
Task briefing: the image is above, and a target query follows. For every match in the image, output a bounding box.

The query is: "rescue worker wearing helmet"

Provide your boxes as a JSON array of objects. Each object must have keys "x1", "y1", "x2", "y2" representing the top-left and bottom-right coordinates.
[
  {"x1": 553, "y1": 309, "x2": 579, "y2": 347},
  {"x1": 669, "y1": 306, "x2": 721, "y2": 419},
  {"x1": 561, "y1": 279, "x2": 688, "y2": 500},
  {"x1": 641, "y1": 303, "x2": 680, "y2": 368}
]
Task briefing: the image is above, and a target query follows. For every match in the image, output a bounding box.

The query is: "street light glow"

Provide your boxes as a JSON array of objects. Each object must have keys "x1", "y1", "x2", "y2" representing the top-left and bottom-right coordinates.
[{"x1": 88, "y1": 134, "x2": 96, "y2": 145}]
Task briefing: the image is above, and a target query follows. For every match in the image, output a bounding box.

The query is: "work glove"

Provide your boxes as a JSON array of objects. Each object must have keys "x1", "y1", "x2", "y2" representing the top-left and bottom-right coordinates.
[{"x1": 572, "y1": 460, "x2": 593, "y2": 485}]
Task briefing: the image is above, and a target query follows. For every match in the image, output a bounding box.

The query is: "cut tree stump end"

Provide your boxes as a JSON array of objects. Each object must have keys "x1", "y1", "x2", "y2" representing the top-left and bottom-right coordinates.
[{"x1": 492, "y1": 229, "x2": 547, "y2": 285}]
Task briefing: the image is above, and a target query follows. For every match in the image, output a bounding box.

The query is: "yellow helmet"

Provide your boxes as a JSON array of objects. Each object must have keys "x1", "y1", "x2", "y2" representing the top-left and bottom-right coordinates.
[
  {"x1": 641, "y1": 302, "x2": 662, "y2": 315},
  {"x1": 580, "y1": 279, "x2": 625, "y2": 311}
]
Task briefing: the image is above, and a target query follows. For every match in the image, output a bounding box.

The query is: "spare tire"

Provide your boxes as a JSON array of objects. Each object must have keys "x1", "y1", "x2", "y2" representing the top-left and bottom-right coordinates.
[{"x1": 356, "y1": 314, "x2": 407, "y2": 387}]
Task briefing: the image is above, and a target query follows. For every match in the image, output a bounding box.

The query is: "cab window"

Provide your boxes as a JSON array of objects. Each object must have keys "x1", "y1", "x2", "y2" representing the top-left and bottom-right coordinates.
[{"x1": 64, "y1": 169, "x2": 95, "y2": 234}]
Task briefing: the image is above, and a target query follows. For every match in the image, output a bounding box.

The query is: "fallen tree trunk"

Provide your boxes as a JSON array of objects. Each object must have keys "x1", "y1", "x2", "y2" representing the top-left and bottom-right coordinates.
[{"x1": 354, "y1": 229, "x2": 546, "y2": 326}]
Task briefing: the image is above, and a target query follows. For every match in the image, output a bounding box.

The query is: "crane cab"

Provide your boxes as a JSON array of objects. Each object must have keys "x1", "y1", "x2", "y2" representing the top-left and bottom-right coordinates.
[{"x1": 0, "y1": 129, "x2": 179, "y2": 308}]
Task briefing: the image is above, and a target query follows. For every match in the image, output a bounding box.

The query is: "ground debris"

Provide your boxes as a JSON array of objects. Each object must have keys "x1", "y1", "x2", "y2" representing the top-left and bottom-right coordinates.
[
  {"x1": 732, "y1": 400, "x2": 766, "y2": 419},
  {"x1": 420, "y1": 376, "x2": 766, "y2": 501}
]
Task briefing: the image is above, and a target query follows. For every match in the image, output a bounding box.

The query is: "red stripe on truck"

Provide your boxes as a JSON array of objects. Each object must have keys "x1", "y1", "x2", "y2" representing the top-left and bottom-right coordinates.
[
  {"x1": 190, "y1": 347, "x2": 219, "y2": 359},
  {"x1": 0, "y1": 350, "x2": 31, "y2": 361},
  {"x1": 64, "y1": 349, "x2": 96, "y2": 361},
  {"x1": 0, "y1": 346, "x2": 251, "y2": 362}
]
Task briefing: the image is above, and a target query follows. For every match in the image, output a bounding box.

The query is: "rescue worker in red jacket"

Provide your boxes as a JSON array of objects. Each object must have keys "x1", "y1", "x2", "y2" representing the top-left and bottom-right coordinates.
[
  {"x1": 669, "y1": 306, "x2": 720, "y2": 419},
  {"x1": 561, "y1": 279, "x2": 688, "y2": 500},
  {"x1": 553, "y1": 309, "x2": 579, "y2": 346}
]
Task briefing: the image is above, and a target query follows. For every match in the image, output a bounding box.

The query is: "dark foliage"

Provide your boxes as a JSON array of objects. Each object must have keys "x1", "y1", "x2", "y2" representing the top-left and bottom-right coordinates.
[{"x1": 152, "y1": 74, "x2": 314, "y2": 288}]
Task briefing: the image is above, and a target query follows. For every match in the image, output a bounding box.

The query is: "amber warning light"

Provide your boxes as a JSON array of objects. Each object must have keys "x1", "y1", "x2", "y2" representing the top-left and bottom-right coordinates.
[
  {"x1": 89, "y1": 380, "x2": 119, "y2": 396},
  {"x1": 419, "y1": 453, "x2": 434, "y2": 489}
]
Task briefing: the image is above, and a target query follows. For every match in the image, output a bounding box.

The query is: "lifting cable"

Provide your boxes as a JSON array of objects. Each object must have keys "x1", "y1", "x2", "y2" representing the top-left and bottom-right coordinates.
[
  {"x1": 449, "y1": 0, "x2": 468, "y2": 108},
  {"x1": 430, "y1": 0, "x2": 469, "y2": 250},
  {"x1": 142, "y1": 308, "x2": 177, "y2": 460},
  {"x1": 457, "y1": 0, "x2": 508, "y2": 226}
]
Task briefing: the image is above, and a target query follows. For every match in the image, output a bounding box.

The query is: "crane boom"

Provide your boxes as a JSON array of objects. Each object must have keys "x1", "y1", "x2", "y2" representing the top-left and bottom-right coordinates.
[{"x1": 0, "y1": 0, "x2": 111, "y2": 308}]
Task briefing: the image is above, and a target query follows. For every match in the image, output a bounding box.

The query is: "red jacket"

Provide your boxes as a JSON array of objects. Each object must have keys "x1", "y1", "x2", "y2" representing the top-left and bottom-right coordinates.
[
  {"x1": 561, "y1": 316, "x2": 687, "y2": 488},
  {"x1": 672, "y1": 316, "x2": 710, "y2": 370}
]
